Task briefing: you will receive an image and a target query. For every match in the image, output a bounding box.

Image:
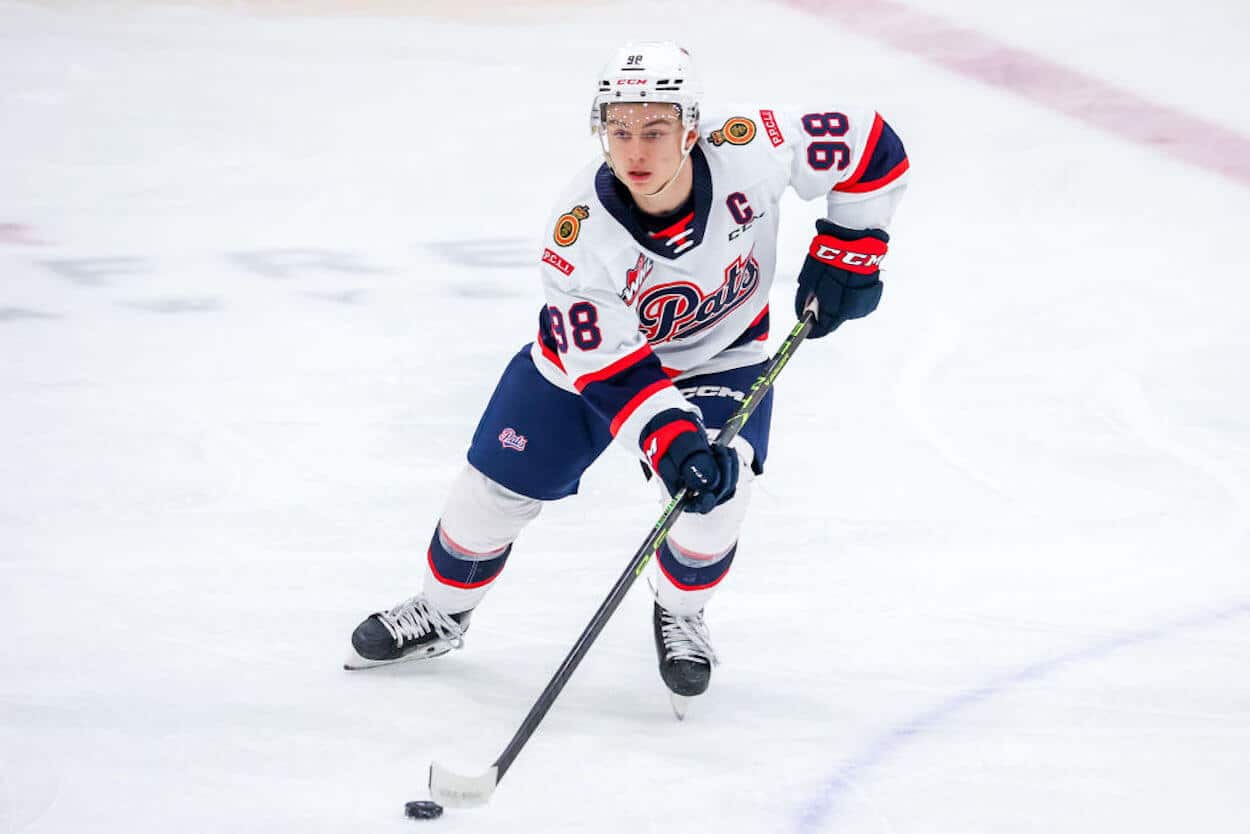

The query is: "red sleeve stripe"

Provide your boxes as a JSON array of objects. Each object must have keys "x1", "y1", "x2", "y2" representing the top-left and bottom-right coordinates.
[
  {"x1": 573, "y1": 344, "x2": 654, "y2": 392},
  {"x1": 837, "y1": 112, "x2": 885, "y2": 191},
  {"x1": 643, "y1": 419, "x2": 699, "y2": 471},
  {"x1": 663, "y1": 365, "x2": 683, "y2": 378},
  {"x1": 836, "y1": 157, "x2": 910, "y2": 194},
  {"x1": 609, "y1": 378, "x2": 671, "y2": 436}
]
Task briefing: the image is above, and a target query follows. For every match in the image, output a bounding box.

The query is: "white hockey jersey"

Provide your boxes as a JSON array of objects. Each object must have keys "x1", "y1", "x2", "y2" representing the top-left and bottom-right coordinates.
[{"x1": 530, "y1": 104, "x2": 909, "y2": 456}]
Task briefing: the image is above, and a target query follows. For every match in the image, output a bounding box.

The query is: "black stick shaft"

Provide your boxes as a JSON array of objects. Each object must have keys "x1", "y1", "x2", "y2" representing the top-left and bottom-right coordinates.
[{"x1": 492, "y1": 312, "x2": 816, "y2": 782}]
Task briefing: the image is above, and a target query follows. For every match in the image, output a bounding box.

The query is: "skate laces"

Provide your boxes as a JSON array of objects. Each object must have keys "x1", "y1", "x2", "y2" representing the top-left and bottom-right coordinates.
[
  {"x1": 378, "y1": 596, "x2": 466, "y2": 649},
  {"x1": 658, "y1": 608, "x2": 719, "y2": 667}
]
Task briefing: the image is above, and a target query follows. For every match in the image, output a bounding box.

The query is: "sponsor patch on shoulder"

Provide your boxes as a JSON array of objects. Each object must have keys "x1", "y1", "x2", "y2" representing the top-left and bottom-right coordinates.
[
  {"x1": 553, "y1": 205, "x2": 590, "y2": 247},
  {"x1": 708, "y1": 116, "x2": 756, "y2": 146},
  {"x1": 759, "y1": 110, "x2": 784, "y2": 147},
  {"x1": 542, "y1": 247, "x2": 575, "y2": 276}
]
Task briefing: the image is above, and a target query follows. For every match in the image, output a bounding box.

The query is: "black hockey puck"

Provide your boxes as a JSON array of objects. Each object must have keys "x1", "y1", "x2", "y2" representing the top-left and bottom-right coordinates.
[{"x1": 404, "y1": 800, "x2": 444, "y2": 820}]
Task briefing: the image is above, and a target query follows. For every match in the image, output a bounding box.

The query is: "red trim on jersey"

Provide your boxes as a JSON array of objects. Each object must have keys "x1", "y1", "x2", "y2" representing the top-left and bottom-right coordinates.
[
  {"x1": 657, "y1": 552, "x2": 731, "y2": 592},
  {"x1": 426, "y1": 547, "x2": 502, "y2": 590},
  {"x1": 572, "y1": 344, "x2": 653, "y2": 392},
  {"x1": 649, "y1": 211, "x2": 696, "y2": 240},
  {"x1": 663, "y1": 366, "x2": 683, "y2": 378},
  {"x1": 749, "y1": 303, "x2": 770, "y2": 340},
  {"x1": 836, "y1": 157, "x2": 910, "y2": 194},
  {"x1": 609, "y1": 379, "x2": 671, "y2": 436},
  {"x1": 537, "y1": 328, "x2": 565, "y2": 372},
  {"x1": 835, "y1": 112, "x2": 885, "y2": 192},
  {"x1": 642, "y1": 419, "x2": 700, "y2": 471}
]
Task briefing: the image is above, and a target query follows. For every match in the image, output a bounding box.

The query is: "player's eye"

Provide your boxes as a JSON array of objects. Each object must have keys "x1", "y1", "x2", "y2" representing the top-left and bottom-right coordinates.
[
  {"x1": 642, "y1": 131, "x2": 664, "y2": 141},
  {"x1": 611, "y1": 130, "x2": 632, "y2": 140}
]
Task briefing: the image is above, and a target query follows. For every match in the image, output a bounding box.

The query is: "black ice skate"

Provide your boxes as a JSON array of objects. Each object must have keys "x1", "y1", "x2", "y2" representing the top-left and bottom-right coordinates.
[
  {"x1": 652, "y1": 602, "x2": 718, "y2": 719},
  {"x1": 345, "y1": 595, "x2": 471, "y2": 670}
]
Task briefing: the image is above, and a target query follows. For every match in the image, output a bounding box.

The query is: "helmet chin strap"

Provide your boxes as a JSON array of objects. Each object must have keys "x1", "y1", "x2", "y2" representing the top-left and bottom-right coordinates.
[{"x1": 639, "y1": 144, "x2": 693, "y2": 199}]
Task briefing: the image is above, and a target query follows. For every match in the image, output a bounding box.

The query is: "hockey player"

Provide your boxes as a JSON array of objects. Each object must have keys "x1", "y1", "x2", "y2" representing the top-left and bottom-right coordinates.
[{"x1": 347, "y1": 42, "x2": 908, "y2": 705}]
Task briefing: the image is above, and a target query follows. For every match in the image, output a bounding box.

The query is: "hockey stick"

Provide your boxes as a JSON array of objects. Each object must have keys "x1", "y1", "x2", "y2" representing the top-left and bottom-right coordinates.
[{"x1": 426, "y1": 305, "x2": 818, "y2": 810}]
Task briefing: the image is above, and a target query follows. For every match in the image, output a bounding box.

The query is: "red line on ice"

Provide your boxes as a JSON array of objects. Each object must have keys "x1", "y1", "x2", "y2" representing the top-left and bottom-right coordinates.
[{"x1": 781, "y1": 0, "x2": 1250, "y2": 188}]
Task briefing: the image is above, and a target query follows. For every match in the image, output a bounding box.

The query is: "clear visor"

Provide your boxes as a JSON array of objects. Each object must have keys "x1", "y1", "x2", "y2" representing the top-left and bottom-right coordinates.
[{"x1": 590, "y1": 95, "x2": 695, "y2": 135}]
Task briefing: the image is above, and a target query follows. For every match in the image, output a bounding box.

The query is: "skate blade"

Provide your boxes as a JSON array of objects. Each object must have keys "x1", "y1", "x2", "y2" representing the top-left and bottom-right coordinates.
[
  {"x1": 342, "y1": 641, "x2": 454, "y2": 671},
  {"x1": 669, "y1": 692, "x2": 691, "y2": 721}
]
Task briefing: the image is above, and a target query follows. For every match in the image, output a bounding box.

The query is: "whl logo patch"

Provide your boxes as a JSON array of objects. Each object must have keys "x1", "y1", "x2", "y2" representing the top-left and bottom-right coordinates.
[
  {"x1": 498, "y1": 428, "x2": 528, "y2": 451},
  {"x1": 636, "y1": 248, "x2": 760, "y2": 344},
  {"x1": 620, "y1": 253, "x2": 654, "y2": 306}
]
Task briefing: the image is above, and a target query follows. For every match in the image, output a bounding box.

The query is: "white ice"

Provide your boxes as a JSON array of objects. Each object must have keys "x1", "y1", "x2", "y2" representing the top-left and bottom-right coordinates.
[{"x1": 2, "y1": 1, "x2": 1248, "y2": 832}]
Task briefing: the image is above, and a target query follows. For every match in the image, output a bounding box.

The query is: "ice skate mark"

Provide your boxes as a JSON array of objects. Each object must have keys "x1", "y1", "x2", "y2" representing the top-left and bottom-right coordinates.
[
  {"x1": 304, "y1": 289, "x2": 367, "y2": 304},
  {"x1": 424, "y1": 238, "x2": 532, "y2": 269},
  {"x1": 893, "y1": 317, "x2": 1012, "y2": 500},
  {"x1": 782, "y1": 0, "x2": 1250, "y2": 189},
  {"x1": 0, "y1": 223, "x2": 49, "y2": 246},
  {"x1": 122, "y1": 298, "x2": 223, "y2": 314},
  {"x1": 1099, "y1": 374, "x2": 1250, "y2": 552},
  {"x1": 794, "y1": 600, "x2": 1250, "y2": 833},
  {"x1": 0, "y1": 307, "x2": 58, "y2": 321}
]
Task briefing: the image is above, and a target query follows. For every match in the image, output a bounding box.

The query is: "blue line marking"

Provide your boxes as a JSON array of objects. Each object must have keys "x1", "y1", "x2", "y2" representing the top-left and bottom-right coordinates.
[{"x1": 796, "y1": 600, "x2": 1250, "y2": 833}]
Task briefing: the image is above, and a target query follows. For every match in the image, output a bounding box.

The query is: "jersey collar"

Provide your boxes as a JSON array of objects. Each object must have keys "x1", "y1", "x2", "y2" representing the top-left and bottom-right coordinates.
[{"x1": 595, "y1": 145, "x2": 713, "y2": 260}]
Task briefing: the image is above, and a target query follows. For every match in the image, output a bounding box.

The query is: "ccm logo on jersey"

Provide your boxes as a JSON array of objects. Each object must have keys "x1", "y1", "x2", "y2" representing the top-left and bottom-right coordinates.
[
  {"x1": 542, "y1": 248, "x2": 575, "y2": 276},
  {"x1": 679, "y1": 385, "x2": 745, "y2": 402},
  {"x1": 759, "y1": 110, "x2": 784, "y2": 147},
  {"x1": 809, "y1": 235, "x2": 888, "y2": 275}
]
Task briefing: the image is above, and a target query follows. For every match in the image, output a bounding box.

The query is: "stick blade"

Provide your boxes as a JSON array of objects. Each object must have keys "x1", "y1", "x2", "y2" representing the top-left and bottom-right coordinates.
[{"x1": 428, "y1": 761, "x2": 499, "y2": 808}]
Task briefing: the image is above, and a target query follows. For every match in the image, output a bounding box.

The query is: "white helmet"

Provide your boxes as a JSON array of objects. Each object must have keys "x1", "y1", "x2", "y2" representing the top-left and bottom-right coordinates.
[{"x1": 590, "y1": 41, "x2": 702, "y2": 135}]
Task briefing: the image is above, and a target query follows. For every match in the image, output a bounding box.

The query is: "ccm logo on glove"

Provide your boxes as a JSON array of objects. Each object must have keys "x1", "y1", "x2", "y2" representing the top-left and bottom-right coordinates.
[
  {"x1": 808, "y1": 234, "x2": 887, "y2": 274},
  {"x1": 795, "y1": 219, "x2": 890, "y2": 339}
]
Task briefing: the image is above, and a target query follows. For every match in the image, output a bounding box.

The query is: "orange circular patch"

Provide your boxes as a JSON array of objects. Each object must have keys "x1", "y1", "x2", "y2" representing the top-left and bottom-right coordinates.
[
  {"x1": 554, "y1": 214, "x2": 581, "y2": 246},
  {"x1": 722, "y1": 117, "x2": 756, "y2": 145}
]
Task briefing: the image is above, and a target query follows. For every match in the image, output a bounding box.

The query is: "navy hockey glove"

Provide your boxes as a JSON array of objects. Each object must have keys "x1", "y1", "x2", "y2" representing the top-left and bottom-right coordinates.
[
  {"x1": 795, "y1": 219, "x2": 889, "y2": 338},
  {"x1": 640, "y1": 409, "x2": 738, "y2": 514}
]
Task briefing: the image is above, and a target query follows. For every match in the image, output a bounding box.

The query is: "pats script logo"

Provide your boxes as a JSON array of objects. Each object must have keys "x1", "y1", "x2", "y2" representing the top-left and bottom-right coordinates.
[
  {"x1": 636, "y1": 248, "x2": 761, "y2": 344},
  {"x1": 498, "y1": 428, "x2": 528, "y2": 452}
]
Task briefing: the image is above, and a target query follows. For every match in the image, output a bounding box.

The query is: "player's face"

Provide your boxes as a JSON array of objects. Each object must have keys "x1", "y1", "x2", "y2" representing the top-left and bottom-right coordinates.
[{"x1": 603, "y1": 103, "x2": 694, "y2": 195}]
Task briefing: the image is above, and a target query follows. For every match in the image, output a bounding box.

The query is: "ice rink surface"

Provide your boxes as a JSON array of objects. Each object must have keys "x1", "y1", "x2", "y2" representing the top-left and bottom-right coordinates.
[{"x1": 2, "y1": 0, "x2": 1248, "y2": 831}]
